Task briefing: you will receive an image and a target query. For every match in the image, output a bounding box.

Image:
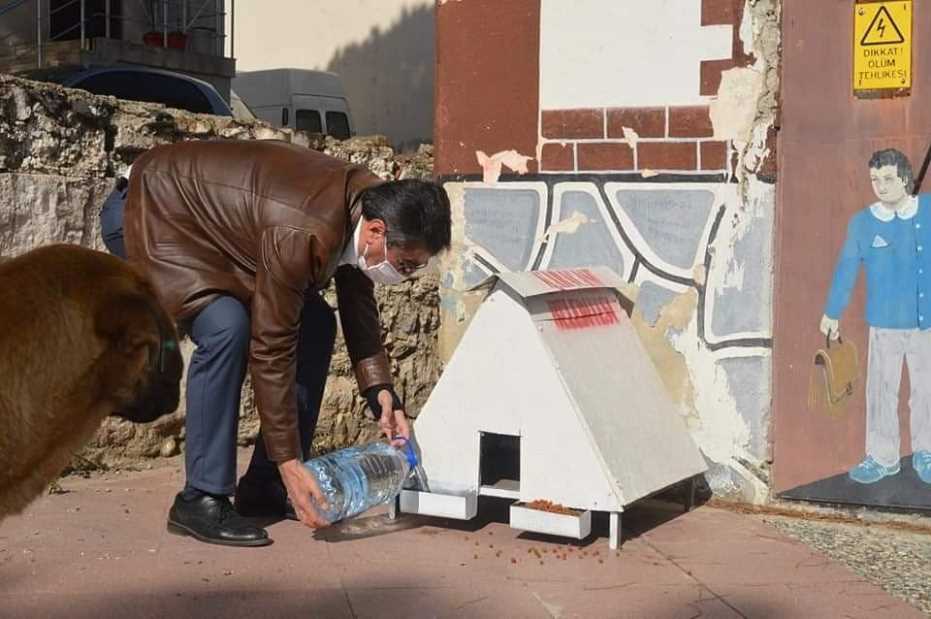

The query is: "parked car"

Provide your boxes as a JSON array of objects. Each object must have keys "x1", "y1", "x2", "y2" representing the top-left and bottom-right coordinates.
[
  {"x1": 232, "y1": 68, "x2": 354, "y2": 139},
  {"x1": 19, "y1": 65, "x2": 233, "y2": 116},
  {"x1": 229, "y1": 89, "x2": 257, "y2": 122}
]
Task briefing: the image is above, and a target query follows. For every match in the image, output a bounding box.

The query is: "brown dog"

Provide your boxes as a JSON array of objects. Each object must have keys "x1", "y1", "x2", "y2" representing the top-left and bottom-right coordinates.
[{"x1": 0, "y1": 244, "x2": 183, "y2": 520}]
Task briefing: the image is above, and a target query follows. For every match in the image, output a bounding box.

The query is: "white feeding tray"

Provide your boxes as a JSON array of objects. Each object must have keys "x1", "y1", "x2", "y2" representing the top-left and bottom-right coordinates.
[
  {"x1": 510, "y1": 502, "x2": 592, "y2": 540},
  {"x1": 399, "y1": 489, "x2": 478, "y2": 520}
]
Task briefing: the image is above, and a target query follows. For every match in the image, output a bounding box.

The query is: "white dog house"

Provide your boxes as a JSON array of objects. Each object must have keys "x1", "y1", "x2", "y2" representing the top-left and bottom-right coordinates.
[{"x1": 394, "y1": 266, "x2": 707, "y2": 548}]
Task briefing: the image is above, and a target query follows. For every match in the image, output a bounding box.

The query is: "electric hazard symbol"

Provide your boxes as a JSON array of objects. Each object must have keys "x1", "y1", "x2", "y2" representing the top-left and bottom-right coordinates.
[{"x1": 860, "y1": 5, "x2": 905, "y2": 46}]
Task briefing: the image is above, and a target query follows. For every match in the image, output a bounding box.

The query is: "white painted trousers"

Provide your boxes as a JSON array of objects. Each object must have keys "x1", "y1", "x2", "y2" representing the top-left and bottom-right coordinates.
[{"x1": 866, "y1": 327, "x2": 931, "y2": 467}]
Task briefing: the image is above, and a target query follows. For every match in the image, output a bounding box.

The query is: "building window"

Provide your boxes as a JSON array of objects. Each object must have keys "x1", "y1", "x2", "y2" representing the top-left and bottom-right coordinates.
[{"x1": 50, "y1": 0, "x2": 123, "y2": 41}]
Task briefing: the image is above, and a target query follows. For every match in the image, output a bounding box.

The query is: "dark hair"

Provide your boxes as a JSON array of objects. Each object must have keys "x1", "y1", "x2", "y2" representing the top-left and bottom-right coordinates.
[
  {"x1": 360, "y1": 179, "x2": 452, "y2": 254},
  {"x1": 869, "y1": 148, "x2": 914, "y2": 193}
]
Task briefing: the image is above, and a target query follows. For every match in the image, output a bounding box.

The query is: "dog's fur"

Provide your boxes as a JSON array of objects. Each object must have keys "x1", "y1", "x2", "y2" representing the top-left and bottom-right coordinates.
[{"x1": 0, "y1": 244, "x2": 183, "y2": 520}]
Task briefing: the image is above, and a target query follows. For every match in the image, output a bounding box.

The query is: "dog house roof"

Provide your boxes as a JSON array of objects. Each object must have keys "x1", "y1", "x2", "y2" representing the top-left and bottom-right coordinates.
[{"x1": 470, "y1": 265, "x2": 632, "y2": 302}]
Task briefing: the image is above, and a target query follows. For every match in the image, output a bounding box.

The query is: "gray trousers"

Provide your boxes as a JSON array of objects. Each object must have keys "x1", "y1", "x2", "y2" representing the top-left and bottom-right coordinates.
[
  {"x1": 183, "y1": 294, "x2": 336, "y2": 495},
  {"x1": 866, "y1": 327, "x2": 931, "y2": 467}
]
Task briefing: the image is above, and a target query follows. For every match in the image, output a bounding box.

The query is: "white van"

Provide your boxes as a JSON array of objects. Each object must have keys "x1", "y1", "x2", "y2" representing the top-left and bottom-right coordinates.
[{"x1": 231, "y1": 68, "x2": 354, "y2": 139}]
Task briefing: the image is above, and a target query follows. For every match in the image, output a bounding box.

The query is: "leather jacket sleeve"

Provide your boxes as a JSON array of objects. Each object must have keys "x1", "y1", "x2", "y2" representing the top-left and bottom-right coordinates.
[
  {"x1": 334, "y1": 265, "x2": 393, "y2": 392},
  {"x1": 249, "y1": 226, "x2": 321, "y2": 463}
]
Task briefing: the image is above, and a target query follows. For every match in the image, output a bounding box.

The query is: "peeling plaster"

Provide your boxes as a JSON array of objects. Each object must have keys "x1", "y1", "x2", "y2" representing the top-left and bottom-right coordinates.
[
  {"x1": 437, "y1": 183, "x2": 489, "y2": 363},
  {"x1": 629, "y1": 282, "x2": 771, "y2": 499},
  {"x1": 538, "y1": 210, "x2": 591, "y2": 242},
  {"x1": 475, "y1": 149, "x2": 533, "y2": 184},
  {"x1": 640, "y1": 169, "x2": 659, "y2": 178},
  {"x1": 671, "y1": 310, "x2": 751, "y2": 464},
  {"x1": 709, "y1": 67, "x2": 764, "y2": 143},
  {"x1": 717, "y1": 181, "x2": 773, "y2": 295},
  {"x1": 741, "y1": 121, "x2": 773, "y2": 176},
  {"x1": 739, "y1": 0, "x2": 755, "y2": 58},
  {"x1": 705, "y1": 458, "x2": 770, "y2": 503},
  {"x1": 740, "y1": 0, "x2": 780, "y2": 184},
  {"x1": 621, "y1": 126, "x2": 640, "y2": 149},
  {"x1": 710, "y1": 0, "x2": 780, "y2": 188},
  {"x1": 622, "y1": 0, "x2": 780, "y2": 492},
  {"x1": 659, "y1": 297, "x2": 769, "y2": 503},
  {"x1": 631, "y1": 289, "x2": 698, "y2": 421},
  {"x1": 721, "y1": 254, "x2": 746, "y2": 290},
  {"x1": 439, "y1": 184, "x2": 467, "y2": 310},
  {"x1": 678, "y1": 0, "x2": 779, "y2": 489},
  {"x1": 706, "y1": 180, "x2": 775, "y2": 346},
  {"x1": 704, "y1": 0, "x2": 779, "y2": 343}
]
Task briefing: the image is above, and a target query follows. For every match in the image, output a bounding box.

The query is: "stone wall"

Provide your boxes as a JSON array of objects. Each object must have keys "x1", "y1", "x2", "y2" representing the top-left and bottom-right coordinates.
[{"x1": 0, "y1": 74, "x2": 441, "y2": 467}]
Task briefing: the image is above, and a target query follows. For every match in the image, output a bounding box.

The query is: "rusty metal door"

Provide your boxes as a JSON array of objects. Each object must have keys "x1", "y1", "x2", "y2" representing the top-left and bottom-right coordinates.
[{"x1": 775, "y1": 0, "x2": 931, "y2": 509}]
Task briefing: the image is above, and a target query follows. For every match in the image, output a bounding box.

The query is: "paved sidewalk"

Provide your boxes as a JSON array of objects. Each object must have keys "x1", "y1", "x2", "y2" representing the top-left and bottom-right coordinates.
[{"x1": 0, "y1": 462, "x2": 923, "y2": 619}]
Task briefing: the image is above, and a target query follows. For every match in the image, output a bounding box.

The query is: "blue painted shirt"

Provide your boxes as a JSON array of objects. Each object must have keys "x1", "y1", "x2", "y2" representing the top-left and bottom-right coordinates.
[{"x1": 825, "y1": 193, "x2": 931, "y2": 330}]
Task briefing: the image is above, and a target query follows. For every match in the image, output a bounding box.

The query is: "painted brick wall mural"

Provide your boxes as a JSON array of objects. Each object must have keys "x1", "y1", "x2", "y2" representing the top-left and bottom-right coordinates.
[
  {"x1": 435, "y1": 0, "x2": 780, "y2": 502},
  {"x1": 539, "y1": 107, "x2": 729, "y2": 174}
]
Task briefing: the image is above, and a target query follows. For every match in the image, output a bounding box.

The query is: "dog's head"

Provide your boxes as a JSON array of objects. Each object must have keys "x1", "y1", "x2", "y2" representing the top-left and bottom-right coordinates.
[
  {"x1": 110, "y1": 307, "x2": 184, "y2": 423},
  {"x1": 95, "y1": 275, "x2": 184, "y2": 424}
]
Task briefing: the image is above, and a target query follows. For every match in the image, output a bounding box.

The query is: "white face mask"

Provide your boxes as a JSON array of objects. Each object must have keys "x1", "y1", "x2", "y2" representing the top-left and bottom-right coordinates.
[{"x1": 358, "y1": 242, "x2": 407, "y2": 285}]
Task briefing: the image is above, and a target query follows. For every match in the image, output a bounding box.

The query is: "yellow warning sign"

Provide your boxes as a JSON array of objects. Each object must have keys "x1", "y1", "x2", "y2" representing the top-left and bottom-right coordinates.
[{"x1": 853, "y1": 1, "x2": 912, "y2": 95}]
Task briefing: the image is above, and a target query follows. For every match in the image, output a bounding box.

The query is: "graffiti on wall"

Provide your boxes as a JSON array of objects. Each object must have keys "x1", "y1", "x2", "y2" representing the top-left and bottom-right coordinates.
[
  {"x1": 441, "y1": 172, "x2": 776, "y2": 500},
  {"x1": 787, "y1": 149, "x2": 931, "y2": 509}
]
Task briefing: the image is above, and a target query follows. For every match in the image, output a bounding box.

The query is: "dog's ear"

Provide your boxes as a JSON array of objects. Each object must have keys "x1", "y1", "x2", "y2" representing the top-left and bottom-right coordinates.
[
  {"x1": 92, "y1": 278, "x2": 183, "y2": 424},
  {"x1": 93, "y1": 283, "x2": 161, "y2": 360}
]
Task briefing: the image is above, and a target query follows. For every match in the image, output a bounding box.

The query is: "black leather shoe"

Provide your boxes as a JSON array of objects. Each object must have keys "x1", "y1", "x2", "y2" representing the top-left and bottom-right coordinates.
[
  {"x1": 167, "y1": 492, "x2": 272, "y2": 547},
  {"x1": 234, "y1": 475, "x2": 298, "y2": 521}
]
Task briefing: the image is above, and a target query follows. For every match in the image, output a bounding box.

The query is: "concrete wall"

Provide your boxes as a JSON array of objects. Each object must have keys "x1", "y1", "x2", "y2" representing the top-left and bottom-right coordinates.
[
  {"x1": 232, "y1": 0, "x2": 434, "y2": 151},
  {"x1": 435, "y1": 0, "x2": 780, "y2": 502}
]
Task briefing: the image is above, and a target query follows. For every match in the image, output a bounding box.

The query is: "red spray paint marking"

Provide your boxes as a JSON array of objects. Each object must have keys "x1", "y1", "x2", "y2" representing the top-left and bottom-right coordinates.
[
  {"x1": 533, "y1": 268, "x2": 603, "y2": 291},
  {"x1": 546, "y1": 295, "x2": 619, "y2": 330}
]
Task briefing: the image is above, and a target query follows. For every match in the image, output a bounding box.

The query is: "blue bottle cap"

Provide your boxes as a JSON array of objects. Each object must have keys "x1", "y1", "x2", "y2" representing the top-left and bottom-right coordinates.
[{"x1": 393, "y1": 436, "x2": 418, "y2": 467}]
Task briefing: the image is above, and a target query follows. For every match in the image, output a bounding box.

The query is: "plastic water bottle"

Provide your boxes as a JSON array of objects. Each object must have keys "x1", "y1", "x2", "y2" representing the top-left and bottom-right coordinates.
[{"x1": 304, "y1": 439, "x2": 418, "y2": 524}]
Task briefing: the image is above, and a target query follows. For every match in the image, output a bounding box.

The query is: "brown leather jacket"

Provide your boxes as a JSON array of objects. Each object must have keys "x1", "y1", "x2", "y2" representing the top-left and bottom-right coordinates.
[{"x1": 123, "y1": 140, "x2": 392, "y2": 463}]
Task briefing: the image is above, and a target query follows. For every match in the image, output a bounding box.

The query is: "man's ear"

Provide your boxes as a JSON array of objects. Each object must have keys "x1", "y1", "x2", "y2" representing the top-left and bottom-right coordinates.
[{"x1": 364, "y1": 217, "x2": 387, "y2": 240}]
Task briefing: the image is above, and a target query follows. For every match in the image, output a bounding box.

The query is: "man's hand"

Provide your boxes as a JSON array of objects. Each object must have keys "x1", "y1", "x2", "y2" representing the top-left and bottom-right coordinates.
[
  {"x1": 376, "y1": 388, "x2": 410, "y2": 446},
  {"x1": 820, "y1": 314, "x2": 840, "y2": 340},
  {"x1": 278, "y1": 459, "x2": 329, "y2": 529}
]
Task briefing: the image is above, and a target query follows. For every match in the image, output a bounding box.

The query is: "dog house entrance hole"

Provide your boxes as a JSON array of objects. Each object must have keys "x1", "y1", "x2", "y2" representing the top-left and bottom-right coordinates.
[{"x1": 479, "y1": 432, "x2": 520, "y2": 499}]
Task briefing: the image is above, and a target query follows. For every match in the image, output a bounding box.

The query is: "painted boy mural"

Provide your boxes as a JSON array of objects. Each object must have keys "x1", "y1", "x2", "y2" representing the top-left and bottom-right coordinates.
[{"x1": 820, "y1": 148, "x2": 931, "y2": 485}]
